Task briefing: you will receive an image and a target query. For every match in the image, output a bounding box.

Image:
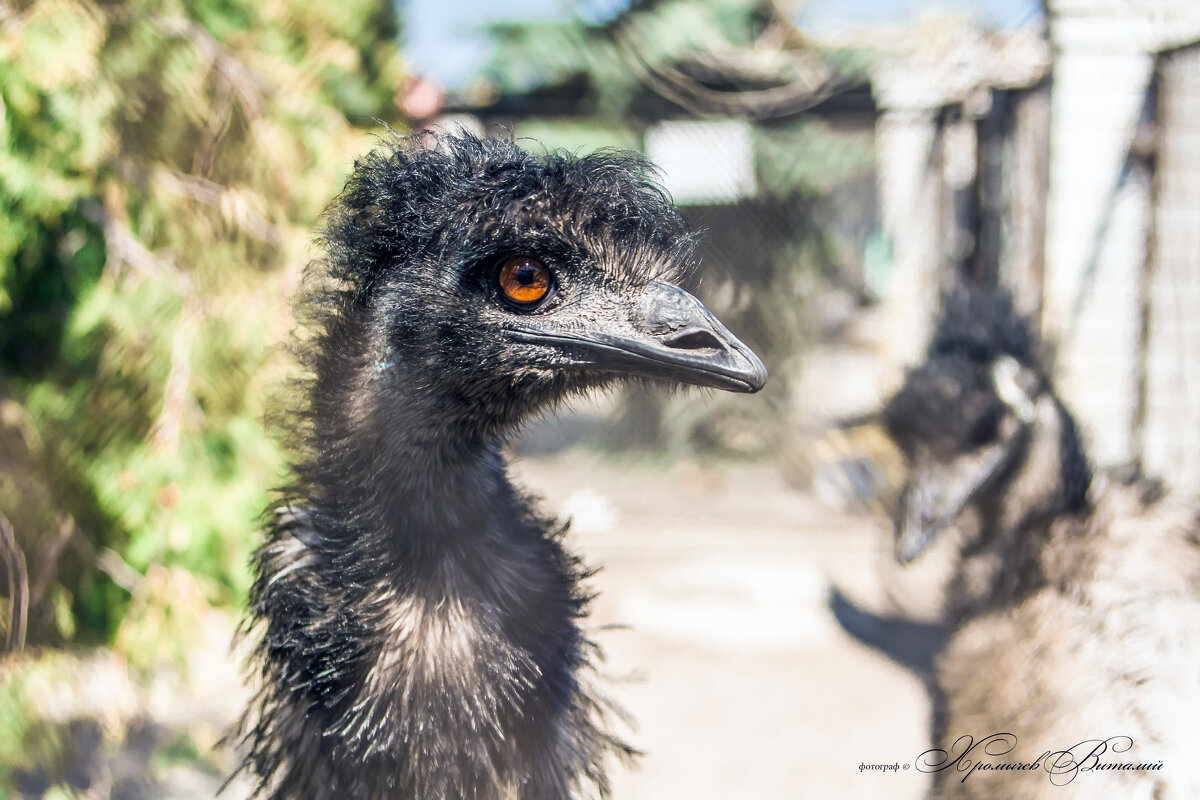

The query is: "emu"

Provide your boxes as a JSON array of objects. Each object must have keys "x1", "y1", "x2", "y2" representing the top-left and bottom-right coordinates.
[
  {"x1": 236, "y1": 132, "x2": 766, "y2": 799},
  {"x1": 881, "y1": 291, "x2": 1200, "y2": 800}
]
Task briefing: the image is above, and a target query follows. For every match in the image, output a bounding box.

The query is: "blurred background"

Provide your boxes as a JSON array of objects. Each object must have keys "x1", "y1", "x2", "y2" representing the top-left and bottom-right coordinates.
[{"x1": 2, "y1": 0, "x2": 1199, "y2": 797}]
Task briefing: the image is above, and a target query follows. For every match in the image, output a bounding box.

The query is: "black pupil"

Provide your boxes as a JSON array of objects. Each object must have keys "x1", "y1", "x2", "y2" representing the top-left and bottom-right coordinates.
[{"x1": 516, "y1": 265, "x2": 537, "y2": 285}]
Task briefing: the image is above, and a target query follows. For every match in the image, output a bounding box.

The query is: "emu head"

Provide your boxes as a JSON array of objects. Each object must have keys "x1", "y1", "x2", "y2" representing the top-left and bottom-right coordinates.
[
  {"x1": 315, "y1": 132, "x2": 765, "y2": 442},
  {"x1": 881, "y1": 292, "x2": 1091, "y2": 564}
]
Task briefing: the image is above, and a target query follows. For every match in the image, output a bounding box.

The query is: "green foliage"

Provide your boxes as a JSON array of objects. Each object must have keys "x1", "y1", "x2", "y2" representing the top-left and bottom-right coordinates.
[
  {"x1": 484, "y1": 0, "x2": 870, "y2": 127},
  {"x1": 487, "y1": 0, "x2": 768, "y2": 93},
  {"x1": 0, "y1": 0, "x2": 406, "y2": 644},
  {"x1": 0, "y1": 647, "x2": 231, "y2": 797},
  {"x1": 485, "y1": 20, "x2": 598, "y2": 96},
  {"x1": 514, "y1": 119, "x2": 641, "y2": 154},
  {"x1": 755, "y1": 119, "x2": 875, "y2": 198},
  {"x1": 0, "y1": 654, "x2": 85, "y2": 795},
  {"x1": 486, "y1": 0, "x2": 775, "y2": 122},
  {"x1": 0, "y1": 664, "x2": 32, "y2": 796}
]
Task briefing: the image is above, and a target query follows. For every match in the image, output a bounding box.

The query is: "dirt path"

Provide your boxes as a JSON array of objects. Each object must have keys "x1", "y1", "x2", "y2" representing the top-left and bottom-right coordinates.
[{"x1": 513, "y1": 455, "x2": 935, "y2": 800}]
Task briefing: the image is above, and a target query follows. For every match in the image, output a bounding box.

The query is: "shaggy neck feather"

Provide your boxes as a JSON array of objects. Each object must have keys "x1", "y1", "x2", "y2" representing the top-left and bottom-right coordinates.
[{"x1": 955, "y1": 395, "x2": 1094, "y2": 617}]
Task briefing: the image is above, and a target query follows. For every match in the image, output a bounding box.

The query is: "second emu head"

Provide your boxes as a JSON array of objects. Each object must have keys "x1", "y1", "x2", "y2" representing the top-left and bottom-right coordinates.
[{"x1": 881, "y1": 290, "x2": 1092, "y2": 565}]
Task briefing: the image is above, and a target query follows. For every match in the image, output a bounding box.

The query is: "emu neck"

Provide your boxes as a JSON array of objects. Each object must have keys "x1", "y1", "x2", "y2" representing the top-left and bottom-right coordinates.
[
  {"x1": 954, "y1": 395, "x2": 1091, "y2": 616},
  {"x1": 294, "y1": 339, "x2": 591, "y2": 776},
  {"x1": 313, "y1": 343, "x2": 521, "y2": 562},
  {"x1": 251, "y1": 346, "x2": 595, "y2": 798},
  {"x1": 996, "y1": 396, "x2": 1073, "y2": 534}
]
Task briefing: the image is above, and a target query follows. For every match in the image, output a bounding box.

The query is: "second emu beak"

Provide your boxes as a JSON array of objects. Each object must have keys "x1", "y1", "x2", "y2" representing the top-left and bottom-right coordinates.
[{"x1": 515, "y1": 282, "x2": 767, "y2": 393}]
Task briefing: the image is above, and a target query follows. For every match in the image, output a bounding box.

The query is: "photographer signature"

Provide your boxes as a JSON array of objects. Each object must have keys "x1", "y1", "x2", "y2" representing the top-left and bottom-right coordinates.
[{"x1": 915, "y1": 733, "x2": 1164, "y2": 785}]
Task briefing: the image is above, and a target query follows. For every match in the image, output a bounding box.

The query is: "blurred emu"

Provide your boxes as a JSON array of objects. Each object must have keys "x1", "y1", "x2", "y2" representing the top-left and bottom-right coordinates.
[
  {"x1": 235, "y1": 132, "x2": 765, "y2": 799},
  {"x1": 882, "y1": 290, "x2": 1200, "y2": 799}
]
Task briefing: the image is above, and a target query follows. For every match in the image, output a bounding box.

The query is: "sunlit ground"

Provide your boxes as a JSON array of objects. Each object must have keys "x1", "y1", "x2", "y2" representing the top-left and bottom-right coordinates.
[{"x1": 518, "y1": 454, "x2": 932, "y2": 800}]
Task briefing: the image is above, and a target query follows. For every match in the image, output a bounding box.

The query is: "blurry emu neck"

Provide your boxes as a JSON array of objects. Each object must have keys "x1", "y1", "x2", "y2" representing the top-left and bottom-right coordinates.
[
  {"x1": 958, "y1": 395, "x2": 1092, "y2": 613},
  {"x1": 997, "y1": 396, "x2": 1074, "y2": 533}
]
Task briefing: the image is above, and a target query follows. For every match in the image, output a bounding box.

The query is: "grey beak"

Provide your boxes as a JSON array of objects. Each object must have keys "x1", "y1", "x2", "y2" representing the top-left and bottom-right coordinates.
[
  {"x1": 895, "y1": 476, "x2": 952, "y2": 565},
  {"x1": 618, "y1": 282, "x2": 767, "y2": 393},
  {"x1": 511, "y1": 282, "x2": 767, "y2": 393},
  {"x1": 894, "y1": 436, "x2": 1022, "y2": 564}
]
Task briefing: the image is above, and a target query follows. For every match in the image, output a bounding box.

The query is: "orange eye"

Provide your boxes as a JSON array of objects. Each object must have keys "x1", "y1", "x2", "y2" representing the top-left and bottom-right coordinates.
[{"x1": 497, "y1": 256, "x2": 553, "y2": 309}]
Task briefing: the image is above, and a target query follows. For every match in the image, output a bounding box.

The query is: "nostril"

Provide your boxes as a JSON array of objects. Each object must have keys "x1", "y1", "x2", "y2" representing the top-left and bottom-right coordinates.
[{"x1": 663, "y1": 327, "x2": 723, "y2": 351}]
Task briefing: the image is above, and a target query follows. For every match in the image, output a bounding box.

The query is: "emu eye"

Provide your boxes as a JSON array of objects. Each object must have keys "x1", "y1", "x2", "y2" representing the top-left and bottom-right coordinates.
[{"x1": 496, "y1": 256, "x2": 553, "y2": 310}]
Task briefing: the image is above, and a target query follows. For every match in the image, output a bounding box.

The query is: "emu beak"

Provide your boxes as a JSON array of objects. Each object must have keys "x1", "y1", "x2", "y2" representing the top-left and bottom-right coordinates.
[
  {"x1": 513, "y1": 282, "x2": 767, "y2": 393},
  {"x1": 894, "y1": 436, "x2": 1021, "y2": 564},
  {"x1": 895, "y1": 473, "x2": 955, "y2": 565}
]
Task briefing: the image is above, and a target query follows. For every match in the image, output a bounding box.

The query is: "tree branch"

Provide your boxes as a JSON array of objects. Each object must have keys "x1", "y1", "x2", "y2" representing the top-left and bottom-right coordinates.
[
  {"x1": 614, "y1": 31, "x2": 846, "y2": 119},
  {"x1": 0, "y1": 513, "x2": 28, "y2": 653},
  {"x1": 79, "y1": 200, "x2": 186, "y2": 289}
]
